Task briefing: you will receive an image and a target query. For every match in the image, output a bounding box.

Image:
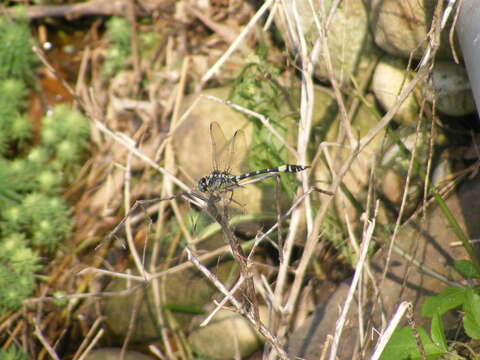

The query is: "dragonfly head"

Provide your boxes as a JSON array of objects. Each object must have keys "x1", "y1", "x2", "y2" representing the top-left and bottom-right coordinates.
[{"x1": 198, "y1": 176, "x2": 208, "y2": 193}]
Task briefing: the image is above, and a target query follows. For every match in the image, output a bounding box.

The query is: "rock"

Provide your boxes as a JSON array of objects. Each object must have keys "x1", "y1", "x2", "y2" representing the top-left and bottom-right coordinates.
[
  {"x1": 287, "y1": 282, "x2": 356, "y2": 359},
  {"x1": 274, "y1": 0, "x2": 375, "y2": 86},
  {"x1": 287, "y1": 174, "x2": 479, "y2": 358},
  {"x1": 371, "y1": 56, "x2": 419, "y2": 125},
  {"x1": 370, "y1": 0, "x2": 458, "y2": 60},
  {"x1": 84, "y1": 348, "x2": 154, "y2": 360},
  {"x1": 102, "y1": 260, "x2": 238, "y2": 342},
  {"x1": 423, "y1": 61, "x2": 476, "y2": 117},
  {"x1": 188, "y1": 308, "x2": 265, "y2": 359}
]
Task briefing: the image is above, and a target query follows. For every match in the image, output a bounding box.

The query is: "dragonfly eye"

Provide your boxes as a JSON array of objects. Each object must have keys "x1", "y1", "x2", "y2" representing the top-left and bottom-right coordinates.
[{"x1": 198, "y1": 177, "x2": 207, "y2": 192}]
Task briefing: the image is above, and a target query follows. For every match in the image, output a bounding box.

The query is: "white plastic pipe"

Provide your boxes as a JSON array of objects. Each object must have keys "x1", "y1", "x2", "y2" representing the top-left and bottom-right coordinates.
[{"x1": 457, "y1": 0, "x2": 480, "y2": 115}]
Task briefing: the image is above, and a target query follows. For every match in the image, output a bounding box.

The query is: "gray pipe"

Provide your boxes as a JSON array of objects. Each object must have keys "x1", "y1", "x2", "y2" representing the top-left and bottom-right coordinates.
[{"x1": 457, "y1": 0, "x2": 480, "y2": 115}]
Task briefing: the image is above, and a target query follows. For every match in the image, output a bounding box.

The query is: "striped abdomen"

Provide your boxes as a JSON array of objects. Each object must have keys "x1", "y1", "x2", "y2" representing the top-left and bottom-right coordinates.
[{"x1": 235, "y1": 164, "x2": 310, "y2": 181}]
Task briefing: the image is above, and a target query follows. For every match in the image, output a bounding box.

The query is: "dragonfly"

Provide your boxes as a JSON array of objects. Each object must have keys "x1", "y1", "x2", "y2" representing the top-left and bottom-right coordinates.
[
  {"x1": 103, "y1": 121, "x2": 310, "y2": 244},
  {"x1": 197, "y1": 121, "x2": 310, "y2": 201}
]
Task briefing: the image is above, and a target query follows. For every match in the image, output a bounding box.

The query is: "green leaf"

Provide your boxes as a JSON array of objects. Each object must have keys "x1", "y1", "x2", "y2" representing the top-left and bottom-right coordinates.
[
  {"x1": 430, "y1": 312, "x2": 447, "y2": 351},
  {"x1": 421, "y1": 286, "x2": 466, "y2": 317},
  {"x1": 380, "y1": 326, "x2": 446, "y2": 360},
  {"x1": 463, "y1": 289, "x2": 480, "y2": 339},
  {"x1": 454, "y1": 260, "x2": 480, "y2": 279},
  {"x1": 0, "y1": 345, "x2": 28, "y2": 360}
]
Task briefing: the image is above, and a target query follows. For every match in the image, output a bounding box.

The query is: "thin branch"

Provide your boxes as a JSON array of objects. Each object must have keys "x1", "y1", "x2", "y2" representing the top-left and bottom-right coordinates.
[
  {"x1": 328, "y1": 203, "x2": 378, "y2": 360},
  {"x1": 201, "y1": 0, "x2": 275, "y2": 85}
]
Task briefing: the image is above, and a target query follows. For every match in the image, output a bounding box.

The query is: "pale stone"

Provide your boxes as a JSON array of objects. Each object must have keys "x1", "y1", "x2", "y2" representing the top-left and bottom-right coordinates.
[
  {"x1": 370, "y1": 0, "x2": 458, "y2": 60},
  {"x1": 102, "y1": 261, "x2": 238, "y2": 342},
  {"x1": 274, "y1": 0, "x2": 375, "y2": 86},
  {"x1": 371, "y1": 56, "x2": 419, "y2": 125},
  {"x1": 85, "y1": 348, "x2": 154, "y2": 360},
  {"x1": 188, "y1": 308, "x2": 265, "y2": 359}
]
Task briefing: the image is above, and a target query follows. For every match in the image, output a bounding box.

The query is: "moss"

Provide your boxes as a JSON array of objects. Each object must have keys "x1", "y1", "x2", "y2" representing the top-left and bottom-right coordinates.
[
  {"x1": 0, "y1": 15, "x2": 37, "y2": 82},
  {"x1": 102, "y1": 16, "x2": 132, "y2": 77},
  {"x1": 0, "y1": 233, "x2": 39, "y2": 314}
]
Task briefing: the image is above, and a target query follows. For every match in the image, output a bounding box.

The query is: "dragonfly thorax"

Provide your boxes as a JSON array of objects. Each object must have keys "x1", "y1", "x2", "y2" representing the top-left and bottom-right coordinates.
[{"x1": 198, "y1": 170, "x2": 237, "y2": 193}]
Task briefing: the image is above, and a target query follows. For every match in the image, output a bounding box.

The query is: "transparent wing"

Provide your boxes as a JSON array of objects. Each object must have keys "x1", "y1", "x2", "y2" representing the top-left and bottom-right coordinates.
[
  {"x1": 228, "y1": 128, "x2": 247, "y2": 175},
  {"x1": 210, "y1": 122, "x2": 247, "y2": 174},
  {"x1": 210, "y1": 121, "x2": 228, "y2": 171}
]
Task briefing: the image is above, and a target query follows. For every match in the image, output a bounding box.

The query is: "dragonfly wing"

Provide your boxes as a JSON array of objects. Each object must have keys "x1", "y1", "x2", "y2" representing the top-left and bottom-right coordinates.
[
  {"x1": 210, "y1": 121, "x2": 247, "y2": 174},
  {"x1": 228, "y1": 128, "x2": 247, "y2": 175},
  {"x1": 210, "y1": 121, "x2": 228, "y2": 172}
]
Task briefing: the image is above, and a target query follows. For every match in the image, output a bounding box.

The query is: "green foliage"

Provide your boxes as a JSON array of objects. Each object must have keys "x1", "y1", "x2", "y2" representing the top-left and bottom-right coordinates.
[
  {"x1": 0, "y1": 104, "x2": 88, "y2": 252},
  {"x1": 319, "y1": 210, "x2": 354, "y2": 264},
  {"x1": 27, "y1": 146, "x2": 51, "y2": 165},
  {"x1": 39, "y1": 104, "x2": 90, "y2": 169},
  {"x1": 382, "y1": 283, "x2": 480, "y2": 358},
  {"x1": 11, "y1": 115, "x2": 32, "y2": 142},
  {"x1": 101, "y1": 16, "x2": 162, "y2": 77},
  {"x1": 0, "y1": 15, "x2": 37, "y2": 82},
  {"x1": 0, "y1": 101, "x2": 89, "y2": 315},
  {"x1": 229, "y1": 54, "x2": 300, "y2": 195},
  {"x1": 103, "y1": 16, "x2": 132, "y2": 77},
  {"x1": 35, "y1": 169, "x2": 62, "y2": 194},
  {"x1": 1, "y1": 193, "x2": 72, "y2": 250},
  {"x1": 0, "y1": 160, "x2": 28, "y2": 207},
  {"x1": 24, "y1": 193, "x2": 72, "y2": 250},
  {"x1": 0, "y1": 233, "x2": 40, "y2": 314},
  {"x1": 380, "y1": 325, "x2": 447, "y2": 360},
  {"x1": 463, "y1": 290, "x2": 480, "y2": 339},
  {"x1": 0, "y1": 345, "x2": 28, "y2": 360},
  {"x1": 421, "y1": 286, "x2": 466, "y2": 317},
  {"x1": 420, "y1": 287, "x2": 480, "y2": 341},
  {"x1": 0, "y1": 78, "x2": 30, "y2": 155},
  {"x1": 0, "y1": 78, "x2": 27, "y2": 111},
  {"x1": 454, "y1": 259, "x2": 480, "y2": 279},
  {"x1": 0, "y1": 16, "x2": 90, "y2": 318}
]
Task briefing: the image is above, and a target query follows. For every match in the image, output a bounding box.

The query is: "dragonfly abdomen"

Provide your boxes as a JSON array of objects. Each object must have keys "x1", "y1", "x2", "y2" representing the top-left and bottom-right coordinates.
[{"x1": 234, "y1": 164, "x2": 310, "y2": 182}]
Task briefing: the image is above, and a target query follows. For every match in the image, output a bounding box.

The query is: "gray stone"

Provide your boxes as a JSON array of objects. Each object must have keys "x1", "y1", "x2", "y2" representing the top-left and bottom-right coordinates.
[
  {"x1": 423, "y1": 61, "x2": 476, "y2": 117},
  {"x1": 274, "y1": 0, "x2": 375, "y2": 86}
]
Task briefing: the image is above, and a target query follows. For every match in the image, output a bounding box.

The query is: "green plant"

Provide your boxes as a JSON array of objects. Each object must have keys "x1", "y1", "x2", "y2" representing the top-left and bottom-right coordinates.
[
  {"x1": 40, "y1": 104, "x2": 90, "y2": 170},
  {"x1": 0, "y1": 233, "x2": 40, "y2": 314},
  {"x1": 0, "y1": 78, "x2": 30, "y2": 155},
  {"x1": 229, "y1": 54, "x2": 300, "y2": 195},
  {"x1": 26, "y1": 193, "x2": 71, "y2": 250},
  {"x1": 0, "y1": 160, "x2": 29, "y2": 208},
  {"x1": 0, "y1": 15, "x2": 37, "y2": 82},
  {"x1": 0, "y1": 102, "x2": 89, "y2": 315},
  {"x1": 0, "y1": 345, "x2": 28, "y2": 360},
  {"x1": 381, "y1": 261, "x2": 480, "y2": 359},
  {"x1": 102, "y1": 16, "x2": 132, "y2": 77}
]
